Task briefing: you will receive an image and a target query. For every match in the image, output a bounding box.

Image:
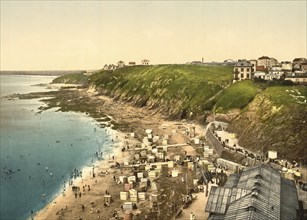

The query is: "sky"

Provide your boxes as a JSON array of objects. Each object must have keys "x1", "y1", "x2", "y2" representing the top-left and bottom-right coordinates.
[{"x1": 0, "y1": 0, "x2": 306, "y2": 70}]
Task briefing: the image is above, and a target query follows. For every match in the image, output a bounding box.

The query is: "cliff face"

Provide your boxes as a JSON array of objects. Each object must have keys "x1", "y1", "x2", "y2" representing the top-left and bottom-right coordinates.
[
  {"x1": 88, "y1": 65, "x2": 233, "y2": 121},
  {"x1": 227, "y1": 86, "x2": 307, "y2": 164}
]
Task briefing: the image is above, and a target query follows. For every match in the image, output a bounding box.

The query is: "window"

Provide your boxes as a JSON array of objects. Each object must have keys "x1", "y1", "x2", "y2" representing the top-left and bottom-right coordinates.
[
  {"x1": 247, "y1": 68, "x2": 250, "y2": 72},
  {"x1": 247, "y1": 74, "x2": 250, "y2": 78},
  {"x1": 255, "y1": 174, "x2": 263, "y2": 179},
  {"x1": 241, "y1": 74, "x2": 244, "y2": 78},
  {"x1": 241, "y1": 68, "x2": 244, "y2": 71},
  {"x1": 252, "y1": 187, "x2": 260, "y2": 193},
  {"x1": 254, "y1": 182, "x2": 260, "y2": 187},
  {"x1": 251, "y1": 193, "x2": 258, "y2": 199},
  {"x1": 248, "y1": 206, "x2": 257, "y2": 212}
]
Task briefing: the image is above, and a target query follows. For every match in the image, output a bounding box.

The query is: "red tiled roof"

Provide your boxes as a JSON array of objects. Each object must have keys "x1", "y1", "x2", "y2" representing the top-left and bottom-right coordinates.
[{"x1": 256, "y1": 66, "x2": 267, "y2": 71}]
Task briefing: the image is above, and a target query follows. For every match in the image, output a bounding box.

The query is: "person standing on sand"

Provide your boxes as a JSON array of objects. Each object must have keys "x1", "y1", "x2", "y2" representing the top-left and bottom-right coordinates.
[{"x1": 190, "y1": 212, "x2": 196, "y2": 220}]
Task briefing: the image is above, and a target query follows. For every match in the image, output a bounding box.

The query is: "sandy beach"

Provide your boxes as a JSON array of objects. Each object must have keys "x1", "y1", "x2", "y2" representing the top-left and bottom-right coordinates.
[{"x1": 32, "y1": 86, "x2": 211, "y2": 220}]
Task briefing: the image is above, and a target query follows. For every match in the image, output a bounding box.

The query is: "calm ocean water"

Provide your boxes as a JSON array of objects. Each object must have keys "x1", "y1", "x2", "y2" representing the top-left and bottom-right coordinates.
[{"x1": 0, "y1": 75, "x2": 113, "y2": 220}]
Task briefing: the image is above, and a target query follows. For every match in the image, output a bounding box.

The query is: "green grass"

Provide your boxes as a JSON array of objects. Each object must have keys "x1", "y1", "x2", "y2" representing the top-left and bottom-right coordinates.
[
  {"x1": 52, "y1": 66, "x2": 306, "y2": 119},
  {"x1": 261, "y1": 86, "x2": 307, "y2": 106},
  {"x1": 52, "y1": 73, "x2": 89, "y2": 85},
  {"x1": 214, "y1": 80, "x2": 261, "y2": 112},
  {"x1": 89, "y1": 65, "x2": 233, "y2": 114}
]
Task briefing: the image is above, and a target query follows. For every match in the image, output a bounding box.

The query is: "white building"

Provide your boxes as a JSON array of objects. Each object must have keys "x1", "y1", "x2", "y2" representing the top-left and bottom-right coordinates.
[
  {"x1": 103, "y1": 64, "x2": 108, "y2": 71},
  {"x1": 233, "y1": 60, "x2": 253, "y2": 82},
  {"x1": 292, "y1": 58, "x2": 307, "y2": 71},
  {"x1": 257, "y1": 56, "x2": 279, "y2": 70},
  {"x1": 141, "y1": 59, "x2": 150, "y2": 65},
  {"x1": 285, "y1": 72, "x2": 307, "y2": 84},
  {"x1": 254, "y1": 71, "x2": 269, "y2": 80},
  {"x1": 269, "y1": 66, "x2": 284, "y2": 80},
  {"x1": 117, "y1": 60, "x2": 125, "y2": 68},
  {"x1": 250, "y1": 60, "x2": 257, "y2": 72},
  {"x1": 281, "y1": 61, "x2": 292, "y2": 72},
  {"x1": 103, "y1": 64, "x2": 116, "y2": 71}
]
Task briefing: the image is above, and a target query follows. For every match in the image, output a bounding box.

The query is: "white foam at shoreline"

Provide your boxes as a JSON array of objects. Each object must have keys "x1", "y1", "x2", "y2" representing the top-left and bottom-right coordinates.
[{"x1": 32, "y1": 126, "x2": 124, "y2": 219}]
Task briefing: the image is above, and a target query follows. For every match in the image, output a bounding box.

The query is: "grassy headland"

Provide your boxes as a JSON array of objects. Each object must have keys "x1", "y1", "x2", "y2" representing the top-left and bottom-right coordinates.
[
  {"x1": 88, "y1": 65, "x2": 233, "y2": 119},
  {"x1": 52, "y1": 73, "x2": 89, "y2": 85}
]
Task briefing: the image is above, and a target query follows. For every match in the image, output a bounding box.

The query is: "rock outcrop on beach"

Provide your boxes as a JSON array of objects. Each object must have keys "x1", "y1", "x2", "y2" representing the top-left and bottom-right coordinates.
[{"x1": 49, "y1": 65, "x2": 307, "y2": 164}]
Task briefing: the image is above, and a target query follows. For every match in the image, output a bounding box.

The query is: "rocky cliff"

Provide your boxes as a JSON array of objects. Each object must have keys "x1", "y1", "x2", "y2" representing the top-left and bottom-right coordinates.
[{"x1": 227, "y1": 86, "x2": 307, "y2": 164}]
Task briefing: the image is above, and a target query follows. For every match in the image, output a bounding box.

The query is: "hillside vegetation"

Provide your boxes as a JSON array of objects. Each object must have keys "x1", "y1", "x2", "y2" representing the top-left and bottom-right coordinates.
[
  {"x1": 213, "y1": 80, "x2": 261, "y2": 113},
  {"x1": 52, "y1": 73, "x2": 88, "y2": 85},
  {"x1": 88, "y1": 65, "x2": 233, "y2": 119}
]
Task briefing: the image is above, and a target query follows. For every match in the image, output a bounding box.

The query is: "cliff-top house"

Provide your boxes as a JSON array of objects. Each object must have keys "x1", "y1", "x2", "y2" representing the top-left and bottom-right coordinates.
[
  {"x1": 269, "y1": 66, "x2": 284, "y2": 80},
  {"x1": 117, "y1": 60, "x2": 125, "y2": 68},
  {"x1": 257, "y1": 56, "x2": 279, "y2": 72},
  {"x1": 292, "y1": 58, "x2": 307, "y2": 71},
  {"x1": 103, "y1": 64, "x2": 116, "y2": 71},
  {"x1": 285, "y1": 71, "x2": 307, "y2": 84},
  {"x1": 141, "y1": 59, "x2": 150, "y2": 65},
  {"x1": 281, "y1": 61, "x2": 292, "y2": 73},
  {"x1": 233, "y1": 60, "x2": 253, "y2": 82}
]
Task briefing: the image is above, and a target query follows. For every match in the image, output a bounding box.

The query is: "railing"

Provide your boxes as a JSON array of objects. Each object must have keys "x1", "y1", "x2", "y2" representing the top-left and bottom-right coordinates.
[{"x1": 205, "y1": 127, "x2": 224, "y2": 157}]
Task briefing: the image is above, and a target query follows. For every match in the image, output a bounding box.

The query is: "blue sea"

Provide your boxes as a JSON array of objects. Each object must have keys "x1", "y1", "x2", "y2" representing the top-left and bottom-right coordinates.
[{"x1": 0, "y1": 75, "x2": 113, "y2": 220}]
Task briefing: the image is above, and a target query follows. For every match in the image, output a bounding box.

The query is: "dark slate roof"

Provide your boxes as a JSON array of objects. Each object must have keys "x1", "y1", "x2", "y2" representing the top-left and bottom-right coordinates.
[
  {"x1": 205, "y1": 187, "x2": 233, "y2": 214},
  {"x1": 280, "y1": 178, "x2": 299, "y2": 220},
  {"x1": 234, "y1": 60, "x2": 252, "y2": 67},
  {"x1": 224, "y1": 173, "x2": 240, "y2": 188},
  {"x1": 258, "y1": 56, "x2": 270, "y2": 60},
  {"x1": 293, "y1": 58, "x2": 307, "y2": 62},
  {"x1": 209, "y1": 214, "x2": 226, "y2": 220},
  {"x1": 205, "y1": 164, "x2": 299, "y2": 220}
]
